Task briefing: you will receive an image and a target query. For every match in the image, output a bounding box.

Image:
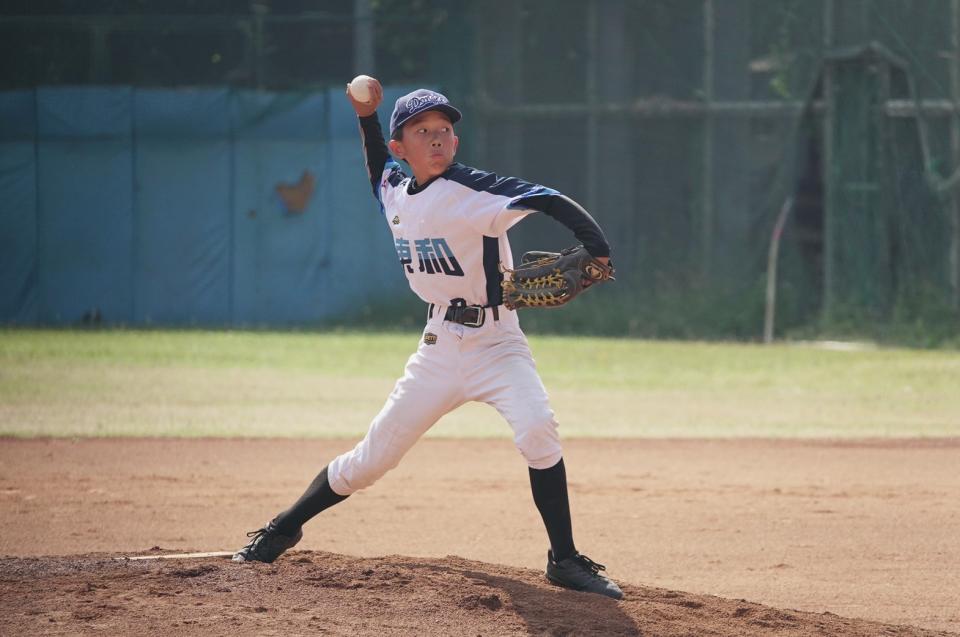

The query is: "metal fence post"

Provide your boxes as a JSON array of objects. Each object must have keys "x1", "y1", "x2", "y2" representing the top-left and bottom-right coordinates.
[
  {"x1": 951, "y1": 0, "x2": 960, "y2": 309},
  {"x1": 353, "y1": 0, "x2": 374, "y2": 75},
  {"x1": 90, "y1": 24, "x2": 110, "y2": 83},
  {"x1": 702, "y1": 0, "x2": 715, "y2": 278},
  {"x1": 251, "y1": 2, "x2": 267, "y2": 91},
  {"x1": 822, "y1": 0, "x2": 836, "y2": 319},
  {"x1": 586, "y1": 0, "x2": 599, "y2": 215}
]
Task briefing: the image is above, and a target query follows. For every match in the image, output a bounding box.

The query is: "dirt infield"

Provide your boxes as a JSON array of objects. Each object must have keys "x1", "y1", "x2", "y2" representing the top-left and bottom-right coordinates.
[{"x1": 1, "y1": 438, "x2": 958, "y2": 635}]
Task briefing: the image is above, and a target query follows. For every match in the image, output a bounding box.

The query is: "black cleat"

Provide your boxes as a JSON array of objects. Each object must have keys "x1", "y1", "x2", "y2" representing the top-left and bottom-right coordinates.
[
  {"x1": 232, "y1": 519, "x2": 302, "y2": 563},
  {"x1": 545, "y1": 551, "x2": 624, "y2": 600}
]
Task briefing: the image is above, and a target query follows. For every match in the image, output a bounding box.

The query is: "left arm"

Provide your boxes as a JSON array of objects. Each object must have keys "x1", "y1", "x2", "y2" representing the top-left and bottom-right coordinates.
[{"x1": 519, "y1": 194, "x2": 611, "y2": 262}]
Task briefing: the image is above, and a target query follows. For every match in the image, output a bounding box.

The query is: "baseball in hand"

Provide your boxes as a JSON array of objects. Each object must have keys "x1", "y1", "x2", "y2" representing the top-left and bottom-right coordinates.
[{"x1": 348, "y1": 75, "x2": 375, "y2": 103}]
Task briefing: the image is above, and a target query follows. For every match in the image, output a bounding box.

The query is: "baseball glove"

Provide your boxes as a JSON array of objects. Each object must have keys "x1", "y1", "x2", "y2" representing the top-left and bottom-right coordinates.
[{"x1": 500, "y1": 245, "x2": 615, "y2": 310}]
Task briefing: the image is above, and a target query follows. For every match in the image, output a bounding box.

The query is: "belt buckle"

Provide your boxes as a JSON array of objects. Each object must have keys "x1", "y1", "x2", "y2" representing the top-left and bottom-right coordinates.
[{"x1": 462, "y1": 306, "x2": 485, "y2": 328}]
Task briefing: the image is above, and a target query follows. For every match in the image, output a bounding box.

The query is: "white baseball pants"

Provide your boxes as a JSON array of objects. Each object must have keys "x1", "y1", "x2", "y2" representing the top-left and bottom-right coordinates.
[{"x1": 327, "y1": 307, "x2": 561, "y2": 496}]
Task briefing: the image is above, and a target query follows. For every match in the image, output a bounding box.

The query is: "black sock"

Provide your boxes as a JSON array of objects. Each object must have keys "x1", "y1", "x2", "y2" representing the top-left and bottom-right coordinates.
[
  {"x1": 273, "y1": 465, "x2": 348, "y2": 537},
  {"x1": 529, "y1": 458, "x2": 576, "y2": 562}
]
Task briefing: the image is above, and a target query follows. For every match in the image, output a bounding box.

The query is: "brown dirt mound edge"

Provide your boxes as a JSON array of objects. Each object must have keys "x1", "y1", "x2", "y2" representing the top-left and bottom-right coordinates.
[{"x1": 0, "y1": 551, "x2": 955, "y2": 637}]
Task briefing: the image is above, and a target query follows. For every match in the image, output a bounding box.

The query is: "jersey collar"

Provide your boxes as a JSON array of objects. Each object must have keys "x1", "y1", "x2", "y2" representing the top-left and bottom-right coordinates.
[{"x1": 407, "y1": 162, "x2": 462, "y2": 195}]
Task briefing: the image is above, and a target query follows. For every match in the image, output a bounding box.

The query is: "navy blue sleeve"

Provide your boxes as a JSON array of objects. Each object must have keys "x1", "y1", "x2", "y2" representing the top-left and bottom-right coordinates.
[
  {"x1": 520, "y1": 194, "x2": 611, "y2": 258},
  {"x1": 358, "y1": 114, "x2": 392, "y2": 198}
]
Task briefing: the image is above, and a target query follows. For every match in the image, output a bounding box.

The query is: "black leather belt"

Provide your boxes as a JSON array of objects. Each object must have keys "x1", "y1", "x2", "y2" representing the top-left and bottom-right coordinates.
[{"x1": 428, "y1": 303, "x2": 500, "y2": 327}]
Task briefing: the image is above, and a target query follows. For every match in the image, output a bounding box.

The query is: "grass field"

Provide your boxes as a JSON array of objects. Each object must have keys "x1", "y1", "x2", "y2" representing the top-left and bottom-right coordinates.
[{"x1": 1, "y1": 328, "x2": 958, "y2": 438}]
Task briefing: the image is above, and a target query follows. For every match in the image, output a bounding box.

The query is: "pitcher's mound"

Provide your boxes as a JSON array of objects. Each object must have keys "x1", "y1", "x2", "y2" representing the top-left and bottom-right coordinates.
[{"x1": 0, "y1": 550, "x2": 950, "y2": 636}]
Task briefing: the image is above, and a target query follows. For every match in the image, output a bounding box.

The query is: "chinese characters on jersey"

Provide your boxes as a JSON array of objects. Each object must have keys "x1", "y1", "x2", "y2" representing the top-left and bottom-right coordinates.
[{"x1": 394, "y1": 237, "x2": 464, "y2": 276}]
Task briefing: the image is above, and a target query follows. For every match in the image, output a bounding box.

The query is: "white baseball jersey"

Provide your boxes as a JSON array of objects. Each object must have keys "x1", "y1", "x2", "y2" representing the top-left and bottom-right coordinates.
[
  {"x1": 326, "y1": 112, "x2": 609, "y2": 496},
  {"x1": 377, "y1": 158, "x2": 558, "y2": 308}
]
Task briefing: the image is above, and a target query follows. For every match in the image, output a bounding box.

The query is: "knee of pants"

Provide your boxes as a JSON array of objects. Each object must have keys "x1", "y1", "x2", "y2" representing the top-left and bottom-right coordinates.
[
  {"x1": 328, "y1": 437, "x2": 407, "y2": 496},
  {"x1": 512, "y1": 415, "x2": 562, "y2": 470}
]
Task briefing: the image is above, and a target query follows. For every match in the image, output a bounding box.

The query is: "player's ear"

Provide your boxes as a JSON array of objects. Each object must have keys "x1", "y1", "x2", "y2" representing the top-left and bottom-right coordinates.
[
  {"x1": 452, "y1": 134, "x2": 459, "y2": 156},
  {"x1": 388, "y1": 138, "x2": 405, "y2": 160}
]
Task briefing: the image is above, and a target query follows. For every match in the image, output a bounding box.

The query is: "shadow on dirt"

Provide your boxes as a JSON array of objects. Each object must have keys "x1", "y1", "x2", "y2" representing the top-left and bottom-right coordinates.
[{"x1": 409, "y1": 560, "x2": 642, "y2": 636}]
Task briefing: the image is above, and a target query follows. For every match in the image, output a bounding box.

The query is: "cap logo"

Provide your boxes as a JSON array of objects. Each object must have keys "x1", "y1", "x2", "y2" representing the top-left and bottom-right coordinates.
[{"x1": 407, "y1": 94, "x2": 447, "y2": 110}]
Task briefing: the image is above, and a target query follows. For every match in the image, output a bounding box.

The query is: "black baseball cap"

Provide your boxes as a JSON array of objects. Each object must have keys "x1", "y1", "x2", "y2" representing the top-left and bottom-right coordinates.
[{"x1": 389, "y1": 89, "x2": 462, "y2": 139}]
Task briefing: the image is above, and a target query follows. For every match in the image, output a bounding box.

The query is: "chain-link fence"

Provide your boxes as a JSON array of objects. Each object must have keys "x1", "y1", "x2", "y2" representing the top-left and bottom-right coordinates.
[{"x1": 2, "y1": 0, "x2": 959, "y2": 344}]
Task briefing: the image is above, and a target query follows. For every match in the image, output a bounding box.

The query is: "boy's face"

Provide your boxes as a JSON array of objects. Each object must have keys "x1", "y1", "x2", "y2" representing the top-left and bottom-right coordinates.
[{"x1": 388, "y1": 110, "x2": 459, "y2": 182}]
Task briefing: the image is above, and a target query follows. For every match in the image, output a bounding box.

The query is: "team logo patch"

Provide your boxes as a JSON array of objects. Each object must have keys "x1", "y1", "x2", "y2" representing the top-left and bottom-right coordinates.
[
  {"x1": 424, "y1": 332, "x2": 438, "y2": 345},
  {"x1": 392, "y1": 215, "x2": 400, "y2": 225}
]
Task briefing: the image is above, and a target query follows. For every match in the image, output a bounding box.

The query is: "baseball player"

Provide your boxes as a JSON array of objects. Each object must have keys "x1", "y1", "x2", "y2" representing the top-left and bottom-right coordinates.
[{"x1": 233, "y1": 77, "x2": 622, "y2": 600}]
